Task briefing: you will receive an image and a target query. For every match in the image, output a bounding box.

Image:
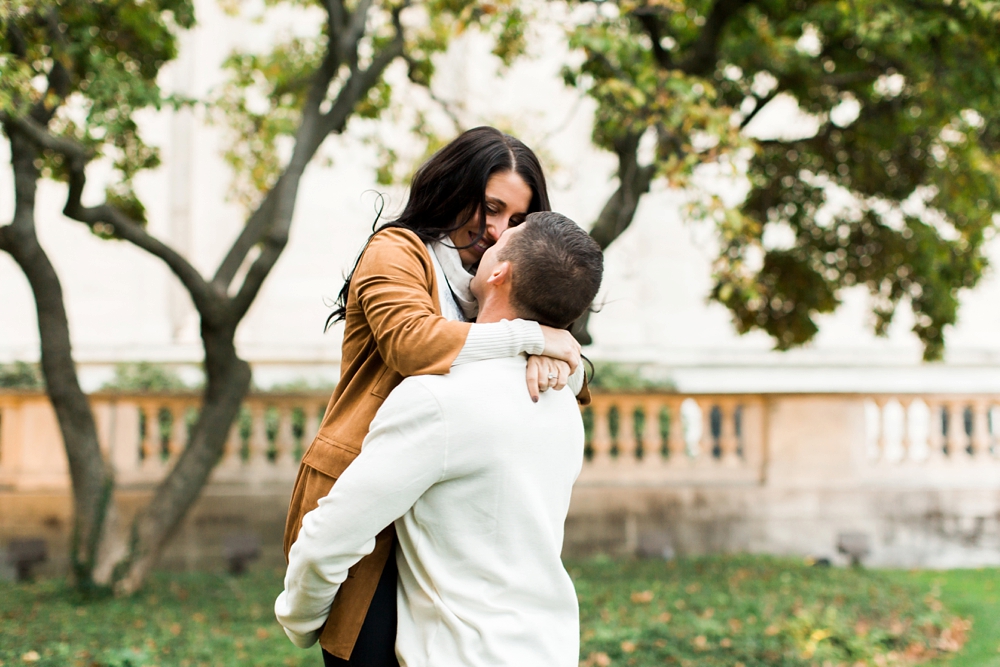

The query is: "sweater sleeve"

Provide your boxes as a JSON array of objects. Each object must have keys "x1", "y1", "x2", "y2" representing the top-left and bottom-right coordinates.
[
  {"x1": 452, "y1": 319, "x2": 545, "y2": 366},
  {"x1": 275, "y1": 380, "x2": 446, "y2": 648},
  {"x1": 354, "y1": 229, "x2": 472, "y2": 377},
  {"x1": 568, "y1": 360, "x2": 585, "y2": 397}
]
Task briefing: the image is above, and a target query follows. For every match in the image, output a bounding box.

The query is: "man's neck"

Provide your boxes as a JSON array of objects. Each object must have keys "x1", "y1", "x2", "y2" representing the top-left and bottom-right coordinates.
[{"x1": 475, "y1": 296, "x2": 521, "y2": 324}]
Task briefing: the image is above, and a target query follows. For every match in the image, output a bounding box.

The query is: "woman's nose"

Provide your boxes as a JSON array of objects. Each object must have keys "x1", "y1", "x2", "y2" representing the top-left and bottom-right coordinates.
[{"x1": 485, "y1": 218, "x2": 507, "y2": 242}]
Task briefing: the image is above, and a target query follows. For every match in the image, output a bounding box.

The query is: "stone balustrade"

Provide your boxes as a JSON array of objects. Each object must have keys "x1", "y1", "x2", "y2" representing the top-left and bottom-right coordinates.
[
  {"x1": 3, "y1": 389, "x2": 996, "y2": 491},
  {"x1": 3, "y1": 389, "x2": 1000, "y2": 568}
]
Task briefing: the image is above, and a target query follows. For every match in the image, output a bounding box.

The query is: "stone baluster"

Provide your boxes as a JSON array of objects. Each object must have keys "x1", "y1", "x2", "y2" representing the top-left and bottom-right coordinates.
[
  {"x1": 276, "y1": 404, "x2": 296, "y2": 467},
  {"x1": 248, "y1": 403, "x2": 269, "y2": 468},
  {"x1": 590, "y1": 400, "x2": 613, "y2": 465},
  {"x1": 970, "y1": 400, "x2": 991, "y2": 460},
  {"x1": 220, "y1": 419, "x2": 243, "y2": 468},
  {"x1": 641, "y1": 400, "x2": 663, "y2": 466},
  {"x1": 719, "y1": 400, "x2": 740, "y2": 466},
  {"x1": 898, "y1": 398, "x2": 913, "y2": 463},
  {"x1": 168, "y1": 402, "x2": 188, "y2": 464},
  {"x1": 140, "y1": 402, "x2": 162, "y2": 472},
  {"x1": 307, "y1": 403, "x2": 325, "y2": 444},
  {"x1": 872, "y1": 397, "x2": 888, "y2": 462},
  {"x1": 617, "y1": 402, "x2": 637, "y2": 463},
  {"x1": 946, "y1": 401, "x2": 967, "y2": 461},
  {"x1": 666, "y1": 400, "x2": 686, "y2": 465},
  {"x1": 109, "y1": 400, "x2": 141, "y2": 477},
  {"x1": 695, "y1": 399, "x2": 714, "y2": 464},
  {"x1": 924, "y1": 400, "x2": 945, "y2": 463}
]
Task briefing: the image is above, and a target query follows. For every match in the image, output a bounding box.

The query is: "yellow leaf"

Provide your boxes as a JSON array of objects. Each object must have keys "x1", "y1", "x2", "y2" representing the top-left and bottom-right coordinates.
[{"x1": 21, "y1": 652, "x2": 40, "y2": 663}]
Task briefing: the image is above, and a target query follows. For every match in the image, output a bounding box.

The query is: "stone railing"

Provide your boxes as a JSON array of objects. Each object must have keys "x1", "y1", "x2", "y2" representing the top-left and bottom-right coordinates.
[
  {"x1": 1, "y1": 390, "x2": 998, "y2": 491},
  {"x1": 0, "y1": 391, "x2": 328, "y2": 490},
  {"x1": 4, "y1": 389, "x2": 1000, "y2": 568},
  {"x1": 577, "y1": 394, "x2": 766, "y2": 486}
]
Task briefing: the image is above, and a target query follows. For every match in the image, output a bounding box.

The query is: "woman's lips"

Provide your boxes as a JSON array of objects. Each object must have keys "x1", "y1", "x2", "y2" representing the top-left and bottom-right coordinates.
[{"x1": 469, "y1": 231, "x2": 491, "y2": 256}]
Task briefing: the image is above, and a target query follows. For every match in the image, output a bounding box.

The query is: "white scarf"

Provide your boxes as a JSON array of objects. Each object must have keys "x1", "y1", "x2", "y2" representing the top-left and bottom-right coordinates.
[{"x1": 431, "y1": 240, "x2": 479, "y2": 321}]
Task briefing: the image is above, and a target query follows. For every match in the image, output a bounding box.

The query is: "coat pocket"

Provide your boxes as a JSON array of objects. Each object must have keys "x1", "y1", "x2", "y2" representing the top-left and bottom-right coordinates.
[{"x1": 301, "y1": 434, "x2": 360, "y2": 479}]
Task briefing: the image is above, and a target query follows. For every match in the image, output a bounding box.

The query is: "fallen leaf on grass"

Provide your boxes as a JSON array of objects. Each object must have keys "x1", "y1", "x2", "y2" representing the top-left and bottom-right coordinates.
[
  {"x1": 192, "y1": 613, "x2": 206, "y2": 623},
  {"x1": 169, "y1": 623, "x2": 182, "y2": 636},
  {"x1": 630, "y1": 590, "x2": 653, "y2": 604},
  {"x1": 657, "y1": 612, "x2": 672, "y2": 623},
  {"x1": 692, "y1": 635, "x2": 708, "y2": 649},
  {"x1": 256, "y1": 627, "x2": 270, "y2": 640},
  {"x1": 580, "y1": 652, "x2": 611, "y2": 667},
  {"x1": 764, "y1": 624, "x2": 780, "y2": 636},
  {"x1": 20, "y1": 652, "x2": 40, "y2": 663},
  {"x1": 936, "y1": 618, "x2": 971, "y2": 652},
  {"x1": 620, "y1": 641, "x2": 636, "y2": 653}
]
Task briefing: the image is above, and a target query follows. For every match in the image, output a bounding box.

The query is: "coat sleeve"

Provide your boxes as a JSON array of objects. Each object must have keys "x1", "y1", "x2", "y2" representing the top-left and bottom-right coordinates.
[
  {"x1": 353, "y1": 229, "x2": 471, "y2": 377},
  {"x1": 275, "y1": 380, "x2": 447, "y2": 648}
]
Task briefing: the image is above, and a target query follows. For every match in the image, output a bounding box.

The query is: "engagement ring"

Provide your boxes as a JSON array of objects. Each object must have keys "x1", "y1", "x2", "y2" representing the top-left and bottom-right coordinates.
[{"x1": 547, "y1": 374, "x2": 558, "y2": 380}]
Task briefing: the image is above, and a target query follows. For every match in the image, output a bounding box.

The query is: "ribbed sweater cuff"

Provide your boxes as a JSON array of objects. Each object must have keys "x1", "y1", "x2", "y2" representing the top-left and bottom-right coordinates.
[{"x1": 452, "y1": 319, "x2": 545, "y2": 366}]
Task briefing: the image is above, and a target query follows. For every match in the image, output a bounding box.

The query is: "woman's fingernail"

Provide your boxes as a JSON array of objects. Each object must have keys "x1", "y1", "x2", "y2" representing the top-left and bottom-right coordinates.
[{"x1": 532, "y1": 396, "x2": 538, "y2": 403}]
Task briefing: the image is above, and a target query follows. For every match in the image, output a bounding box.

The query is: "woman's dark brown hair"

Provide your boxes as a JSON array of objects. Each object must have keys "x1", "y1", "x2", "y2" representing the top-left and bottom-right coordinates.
[{"x1": 326, "y1": 126, "x2": 550, "y2": 329}]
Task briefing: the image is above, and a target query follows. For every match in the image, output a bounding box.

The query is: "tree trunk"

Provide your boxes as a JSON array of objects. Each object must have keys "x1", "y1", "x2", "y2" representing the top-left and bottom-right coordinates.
[
  {"x1": 575, "y1": 135, "x2": 655, "y2": 344},
  {"x1": 111, "y1": 325, "x2": 252, "y2": 593},
  {"x1": 0, "y1": 131, "x2": 116, "y2": 589}
]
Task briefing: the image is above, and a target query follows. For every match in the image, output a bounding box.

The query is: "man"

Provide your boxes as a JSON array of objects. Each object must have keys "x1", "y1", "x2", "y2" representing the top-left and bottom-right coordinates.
[{"x1": 275, "y1": 211, "x2": 604, "y2": 665}]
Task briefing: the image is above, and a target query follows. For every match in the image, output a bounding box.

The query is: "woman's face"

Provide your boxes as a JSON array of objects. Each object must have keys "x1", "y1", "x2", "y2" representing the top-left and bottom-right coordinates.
[{"x1": 449, "y1": 170, "x2": 533, "y2": 267}]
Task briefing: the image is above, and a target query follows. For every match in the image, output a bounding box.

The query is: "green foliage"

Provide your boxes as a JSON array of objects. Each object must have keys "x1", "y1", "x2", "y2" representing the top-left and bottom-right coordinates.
[
  {"x1": 563, "y1": 0, "x2": 1000, "y2": 360},
  {"x1": 0, "y1": 361, "x2": 43, "y2": 389},
  {"x1": 101, "y1": 362, "x2": 194, "y2": 392},
  {"x1": 0, "y1": 558, "x2": 990, "y2": 666},
  {"x1": 0, "y1": 0, "x2": 194, "y2": 228},
  {"x1": 572, "y1": 555, "x2": 972, "y2": 666},
  {"x1": 589, "y1": 360, "x2": 675, "y2": 392},
  {"x1": 898, "y1": 569, "x2": 1000, "y2": 667},
  {"x1": 0, "y1": 569, "x2": 313, "y2": 666}
]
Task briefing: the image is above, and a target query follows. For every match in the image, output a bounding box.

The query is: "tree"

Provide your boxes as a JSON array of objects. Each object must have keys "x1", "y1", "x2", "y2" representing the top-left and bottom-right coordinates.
[
  {"x1": 562, "y1": 0, "x2": 1000, "y2": 358},
  {"x1": 0, "y1": 0, "x2": 524, "y2": 593}
]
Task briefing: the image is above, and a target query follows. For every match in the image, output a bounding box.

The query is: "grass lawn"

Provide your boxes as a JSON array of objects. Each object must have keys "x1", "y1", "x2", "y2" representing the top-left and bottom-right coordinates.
[{"x1": 0, "y1": 556, "x2": 995, "y2": 667}]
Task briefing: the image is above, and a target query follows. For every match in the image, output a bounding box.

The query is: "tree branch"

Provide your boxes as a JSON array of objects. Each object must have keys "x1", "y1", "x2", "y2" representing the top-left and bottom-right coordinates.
[
  {"x1": 589, "y1": 133, "x2": 656, "y2": 250},
  {"x1": 739, "y1": 90, "x2": 778, "y2": 129},
  {"x1": 228, "y1": 6, "x2": 406, "y2": 320},
  {"x1": 677, "y1": 0, "x2": 750, "y2": 76},
  {"x1": 211, "y1": 0, "x2": 357, "y2": 290},
  {"x1": 634, "y1": 8, "x2": 673, "y2": 70},
  {"x1": 1, "y1": 113, "x2": 93, "y2": 161},
  {"x1": 5, "y1": 116, "x2": 224, "y2": 316}
]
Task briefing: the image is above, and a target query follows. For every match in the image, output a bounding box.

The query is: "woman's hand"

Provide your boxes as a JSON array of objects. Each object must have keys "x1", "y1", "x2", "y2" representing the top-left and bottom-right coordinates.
[
  {"x1": 525, "y1": 355, "x2": 572, "y2": 403},
  {"x1": 539, "y1": 326, "x2": 581, "y2": 374}
]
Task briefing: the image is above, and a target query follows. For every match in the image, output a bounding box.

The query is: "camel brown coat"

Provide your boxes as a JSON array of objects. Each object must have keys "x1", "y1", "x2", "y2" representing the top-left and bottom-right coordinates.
[{"x1": 283, "y1": 227, "x2": 471, "y2": 658}]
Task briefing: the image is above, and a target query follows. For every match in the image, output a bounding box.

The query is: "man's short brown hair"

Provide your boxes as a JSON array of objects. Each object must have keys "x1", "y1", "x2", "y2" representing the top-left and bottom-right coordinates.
[{"x1": 499, "y1": 211, "x2": 604, "y2": 329}]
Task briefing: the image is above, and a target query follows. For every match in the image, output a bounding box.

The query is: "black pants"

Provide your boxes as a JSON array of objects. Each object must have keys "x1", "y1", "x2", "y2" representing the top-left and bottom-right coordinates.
[{"x1": 322, "y1": 550, "x2": 399, "y2": 667}]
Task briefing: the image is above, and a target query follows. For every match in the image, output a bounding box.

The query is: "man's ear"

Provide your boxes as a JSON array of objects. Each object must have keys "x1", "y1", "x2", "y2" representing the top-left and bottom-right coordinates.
[{"x1": 485, "y1": 260, "x2": 513, "y2": 287}]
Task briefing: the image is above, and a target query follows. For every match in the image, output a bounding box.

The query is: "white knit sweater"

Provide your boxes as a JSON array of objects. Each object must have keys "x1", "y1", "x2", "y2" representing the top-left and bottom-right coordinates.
[{"x1": 275, "y1": 357, "x2": 584, "y2": 666}]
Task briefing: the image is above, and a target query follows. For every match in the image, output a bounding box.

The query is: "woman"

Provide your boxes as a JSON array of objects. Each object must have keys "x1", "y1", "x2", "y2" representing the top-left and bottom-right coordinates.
[{"x1": 283, "y1": 127, "x2": 587, "y2": 667}]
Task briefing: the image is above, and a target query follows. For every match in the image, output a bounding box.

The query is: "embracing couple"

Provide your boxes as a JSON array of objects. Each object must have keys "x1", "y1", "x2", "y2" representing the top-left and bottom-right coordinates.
[{"x1": 275, "y1": 126, "x2": 604, "y2": 666}]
